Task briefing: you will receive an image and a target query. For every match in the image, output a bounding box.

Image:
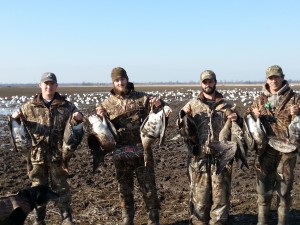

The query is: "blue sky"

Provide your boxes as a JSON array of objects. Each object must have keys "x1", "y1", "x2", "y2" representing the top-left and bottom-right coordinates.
[{"x1": 1, "y1": 1, "x2": 300, "y2": 84}]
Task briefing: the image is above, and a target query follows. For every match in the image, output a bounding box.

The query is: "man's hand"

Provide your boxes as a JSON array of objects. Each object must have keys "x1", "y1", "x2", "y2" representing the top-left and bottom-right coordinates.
[
  {"x1": 96, "y1": 107, "x2": 108, "y2": 117},
  {"x1": 150, "y1": 96, "x2": 161, "y2": 108},
  {"x1": 227, "y1": 112, "x2": 238, "y2": 122},
  {"x1": 72, "y1": 112, "x2": 83, "y2": 122},
  {"x1": 290, "y1": 105, "x2": 299, "y2": 116},
  {"x1": 252, "y1": 108, "x2": 261, "y2": 118},
  {"x1": 11, "y1": 110, "x2": 26, "y2": 121}
]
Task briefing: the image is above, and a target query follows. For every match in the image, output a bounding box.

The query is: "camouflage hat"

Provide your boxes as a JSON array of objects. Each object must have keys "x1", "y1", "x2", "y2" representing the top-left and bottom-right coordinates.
[
  {"x1": 266, "y1": 65, "x2": 284, "y2": 78},
  {"x1": 200, "y1": 70, "x2": 216, "y2": 82},
  {"x1": 111, "y1": 67, "x2": 128, "y2": 82},
  {"x1": 40, "y1": 72, "x2": 57, "y2": 83}
]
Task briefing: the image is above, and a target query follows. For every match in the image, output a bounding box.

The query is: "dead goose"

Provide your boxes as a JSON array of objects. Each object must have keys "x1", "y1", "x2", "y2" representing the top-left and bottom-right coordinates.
[
  {"x1": 87, "y1": 115, "x2": 118, "y2": 172},
  {"x1": 177, "y1": 109, "x2": 200, "y2": 156},
  {"x1": 62, "y1": 115, "x2": 85, "y2": 170},
  {"x1": 7, "y1": 115, "x2": 32, "y2": 174},
  {"x1": 288, "y1": 115, "x2": 300, "y2": 146},
  {"x1": 7, "y1": 115, "x2": 31, "y2": 152},
  {"x1": 268, "y1": 116, "x2": 299, "y2": 153},
  {"x1": 244, "y1": 113, "x2": 267, "y2": 156},
  {"x1": 140, "y1": 105, "x2": 172, "y2": 166}
]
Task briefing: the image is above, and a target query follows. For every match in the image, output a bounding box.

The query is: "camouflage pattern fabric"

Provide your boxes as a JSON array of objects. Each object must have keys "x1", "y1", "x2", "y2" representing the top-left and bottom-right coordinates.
[
  {"x1": 114, "y1": 154, "x2": 159, "y2": 211},
  {"x1": 250, "y1": 82, "x2": 300, "y2": 141},
  {"x1": 21, "y1": 92, "x2": 80, "y2": 164},
  {"x1": 99, "y1": 87, "x2": 151, "y2": 146},
  {"x1": 20, "y1": 92, "x2": 80, "y2": 215},
  {"x1": 98, "y1": 85, "x2": 162, "y2": 219},
  {"x1": 189, "y1": 159, "x2": 232, "y2": 225},
  {"x1": 181, "y1": 91, "x2": 241, "y2": 225},
  {"x1": 29, "y1": 162, "x2": 71, "y2": 209},
  {"x1": 249, "y1": 81, "x2": 300, "y2": 225},
  {"x1": 256, "y1": 146, "x2": 297, "y2": 225}
]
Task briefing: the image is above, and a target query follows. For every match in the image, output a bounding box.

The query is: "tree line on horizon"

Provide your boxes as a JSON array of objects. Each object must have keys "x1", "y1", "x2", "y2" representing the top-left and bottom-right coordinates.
[{"x1": 0, "y1": 79, "x2": 299, "y2": 87}]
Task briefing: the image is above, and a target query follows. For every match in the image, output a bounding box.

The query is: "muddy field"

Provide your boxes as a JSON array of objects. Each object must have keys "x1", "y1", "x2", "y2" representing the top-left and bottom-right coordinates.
[{"x1": 1, "y1": 85, "x2": 300, "y2": 225}]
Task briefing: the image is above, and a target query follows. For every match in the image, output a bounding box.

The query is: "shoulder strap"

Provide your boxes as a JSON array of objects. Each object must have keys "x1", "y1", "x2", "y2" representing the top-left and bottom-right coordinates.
[{"x1": 275, "y1": 89, "x2": 295, "y2": 114}]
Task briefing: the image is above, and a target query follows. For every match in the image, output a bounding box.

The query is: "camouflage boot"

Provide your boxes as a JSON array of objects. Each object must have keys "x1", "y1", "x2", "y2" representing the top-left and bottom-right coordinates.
[
  {"x1": 147, "y1": 208, "x2": 160, "y2": 225},
  {"x1": 60, "y1": 208, "x2": 74, "y2": 225},
  {"x1": 122, "y1": 208, "x2": 134, "y2": 225},
  {"x1": 33, "y1": 205, "x2": 46, "y2": 225},
  {"x1": 257, "y1": 206, "x2": 270, "y2": 225}
]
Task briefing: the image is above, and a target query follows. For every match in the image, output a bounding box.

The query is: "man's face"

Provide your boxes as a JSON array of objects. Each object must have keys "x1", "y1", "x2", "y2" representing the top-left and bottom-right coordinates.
[
  {"x1": 267, "y1": 75, "x2": 284, "y2": 93},
  {"x1": 113, "y1": 77, "x2": 128, "y2": 95},
  {"x1": 39, "y1": 81, "x2": 58, "y2": 97},
  {"x1": 201, "y1": 79, "x2": 216, "y2": 94}
]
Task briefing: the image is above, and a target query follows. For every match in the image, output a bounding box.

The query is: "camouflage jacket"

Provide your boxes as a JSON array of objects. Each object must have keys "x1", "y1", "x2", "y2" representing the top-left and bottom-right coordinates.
[
  {"x1": 21, "y1": 92, "x2": 79, "y2": 164},
  {"x1": 249, "y1": 81, "x2": 300, "y2": 140},
  {"x1": 182, "y1": 91, "x2": 241, "y2": 158},
  {"x1": 98, "y1": 83, "x2": 165, "y2": 146}
]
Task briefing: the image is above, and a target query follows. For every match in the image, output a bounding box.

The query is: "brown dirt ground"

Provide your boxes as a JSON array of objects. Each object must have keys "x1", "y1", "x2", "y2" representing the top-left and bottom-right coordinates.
[{"x1": 1, "y1": 85, "x2": 300, "y2": 225}]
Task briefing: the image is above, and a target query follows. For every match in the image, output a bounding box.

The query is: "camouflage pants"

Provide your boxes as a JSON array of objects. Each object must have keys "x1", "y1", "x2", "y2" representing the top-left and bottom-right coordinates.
[
  {"x1": 188, "y1": 157, "x2": 232, "y2": 225},
  {"x1": 29, "y1": 161, "x2": 72, "y2": 211},
  {"x1": 114, "y1": 147, "x2": 160, "y2": 214},
  {"x1": 256, "y1": 146, "x2": 297, "y2": 225}
]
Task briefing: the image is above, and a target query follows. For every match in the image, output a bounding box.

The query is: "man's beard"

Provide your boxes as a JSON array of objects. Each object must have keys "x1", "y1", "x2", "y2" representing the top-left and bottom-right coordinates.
[
  {"x1": 113, "y1": 85, "x2": 128, "y2": 96},
  {"x1": 202, "y1": 85, "x2": 216, "y2": 95}
]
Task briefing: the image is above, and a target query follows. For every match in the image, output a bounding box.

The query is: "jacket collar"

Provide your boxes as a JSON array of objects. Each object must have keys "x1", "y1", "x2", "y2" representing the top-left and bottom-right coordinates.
[
  {"x1": 263, "y1": 80, "x2": 290, "y2": 97},
  {"x1": 197, "y1": 90, "x2": 224, "y2": 103},
  {"x1": 32, "y1": 92, "x2": 66, "y2": 106}
]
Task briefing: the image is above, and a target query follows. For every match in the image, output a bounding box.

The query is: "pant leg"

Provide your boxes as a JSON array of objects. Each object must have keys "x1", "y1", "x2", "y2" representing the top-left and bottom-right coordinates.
[
  {"x1": 275, "y1": 152, "x2": 297, "y2": 225},
  {"x1": 256, "y1": 147, "x2": 279, "y2": 225},
  {"x1": 135, "y1": 154, "x2": 160, "y2": 211},
  {"x1": 115, "y1": 159, "x2": 135, "y2": 224},
  {"x1": 50, "y1": 161, "x2": 73, "y2": 224},
  {"x1": 29, "y1": 163, "x2": 49, "y2": 186},
  {"x1": 28, "y1": 164, "x2": 49, "y2": 224},
  {"x1": 210, "y1": 164, "x2": 232, "y2": 225},
  {"x1": 50, "y1": 162, "x2": 71, "y2": 208},
  {"x1": 189, "y1": 158, "x2": 212, "y2": 225}
]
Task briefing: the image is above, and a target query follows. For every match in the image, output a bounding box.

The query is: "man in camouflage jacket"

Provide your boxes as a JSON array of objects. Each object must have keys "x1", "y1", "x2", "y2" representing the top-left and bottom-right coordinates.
[
  {"x1": 97, "y1": 67, "x2": 167, "y2": 225},
  {"x1": 180, "y1": 70, "x2": 242, "y2": 225},
  {"x1": 249, "y1": 65, "x2": 300, "y2": 225},
  {"x1": 12, "y1": 72, "x2": 84, "y2": 225}
]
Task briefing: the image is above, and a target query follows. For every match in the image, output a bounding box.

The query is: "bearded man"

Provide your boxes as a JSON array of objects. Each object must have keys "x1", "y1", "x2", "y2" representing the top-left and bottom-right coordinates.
[
  {"x1": 180, "y1": 70, "x2": 242, "y2": 225},
  {"x1": 96, "y1": 67, "x2": 169, "y2": 225}
]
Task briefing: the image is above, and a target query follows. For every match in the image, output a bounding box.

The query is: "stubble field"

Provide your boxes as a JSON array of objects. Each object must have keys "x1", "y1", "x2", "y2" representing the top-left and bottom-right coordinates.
[{"x1": 1, "y1": 84, "x2": 300, "y2": 225}]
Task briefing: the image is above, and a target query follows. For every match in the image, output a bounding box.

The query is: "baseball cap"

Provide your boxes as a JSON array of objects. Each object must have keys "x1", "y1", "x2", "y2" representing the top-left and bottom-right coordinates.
[
  {"x1": 266, "y1": 65, "x2": 284, "y2": 78},
  {"x1": 200, "y1": 70, "x2": 216, "y2": 82},
  {"x1": 111, "y1": 67, "x2": 128, "y2": 82},
  {"x1": 40, "y1": 72, "x2": 57, "y2": 83}
]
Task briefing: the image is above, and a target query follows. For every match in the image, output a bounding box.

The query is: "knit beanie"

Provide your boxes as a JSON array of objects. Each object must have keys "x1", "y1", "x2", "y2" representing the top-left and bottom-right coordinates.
[{"x1": 111, "y1": 67, "x2": 128, "y2": 82}]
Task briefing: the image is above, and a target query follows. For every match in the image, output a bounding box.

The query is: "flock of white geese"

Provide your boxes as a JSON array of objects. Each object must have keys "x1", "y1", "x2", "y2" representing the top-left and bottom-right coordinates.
[{"x1": 0, "y1": 87, "x2": 299, "y2": 116}]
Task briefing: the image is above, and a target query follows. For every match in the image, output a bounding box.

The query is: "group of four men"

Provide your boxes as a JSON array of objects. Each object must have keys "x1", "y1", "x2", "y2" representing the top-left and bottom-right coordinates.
[{"x1": 11, "y1": 65, "x2": 299, "y2": 225}]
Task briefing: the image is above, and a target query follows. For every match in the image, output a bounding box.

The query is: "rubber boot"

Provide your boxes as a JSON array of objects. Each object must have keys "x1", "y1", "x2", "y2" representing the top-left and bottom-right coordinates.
[
  {"x1": 122, "y1": 208, "x2": 134, "y2": 225},
  {"x1": 60, "y1": 208, "x2": 74, "y2": 225},
  {"x1": 148, "y1": 208, "x2": 160, "y2": 225},
  {"x1": 257, "y1": 205, "x2": 270, "y2": 225},
  {"x1": 33, "y1": 205, "x2": 46, "y2": 225}
]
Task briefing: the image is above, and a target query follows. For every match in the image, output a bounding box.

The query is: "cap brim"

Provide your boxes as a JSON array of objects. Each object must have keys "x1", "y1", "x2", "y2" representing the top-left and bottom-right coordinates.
[
  {"x1": 41, "y1": 79, "x2": 57, "y2": 83},
  {"x1": 201, "y1": 78, "x2": 214, "y2": 82},
  {"x1": 267, "y1": 73, "x2": 282, "y2": 77}
]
